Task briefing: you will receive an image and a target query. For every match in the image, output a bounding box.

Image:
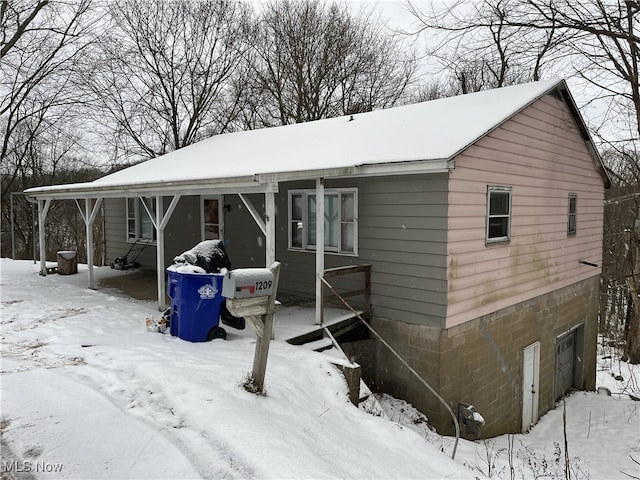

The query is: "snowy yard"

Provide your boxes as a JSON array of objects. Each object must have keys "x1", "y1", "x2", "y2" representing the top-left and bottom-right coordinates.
[{"x1": 1, "y1": 259, "x2": 639, "y2": 479}]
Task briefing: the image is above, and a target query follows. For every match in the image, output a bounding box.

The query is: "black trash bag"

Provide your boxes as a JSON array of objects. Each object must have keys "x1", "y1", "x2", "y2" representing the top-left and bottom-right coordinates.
[
  {"x1": 220, "y1": 303, "x2": 246, "y2": 330},
  {"x1": 173, "y1": 240, "x2": 232, "y2": 273}
]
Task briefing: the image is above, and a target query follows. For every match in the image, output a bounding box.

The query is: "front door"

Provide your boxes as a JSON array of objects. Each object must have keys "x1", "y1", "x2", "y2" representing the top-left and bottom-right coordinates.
[
  {"x1": 202, "y1": 196, "x2": 223, "y2": 240},
  {"x1": 522, "y1": 342, "x2": 540, "y2": 433}
]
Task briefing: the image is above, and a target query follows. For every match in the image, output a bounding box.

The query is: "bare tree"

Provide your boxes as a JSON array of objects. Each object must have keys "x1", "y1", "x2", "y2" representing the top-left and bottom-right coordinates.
[
  {"x1": 514, "y1": 0, "x2": 639, "y2": 151},
  {"x1": 407, "y1": 0, "x2": 568, "y2": 94},
  {"x1": 245, "y1": 0, "x2": 416, "y2": 127},
  {"x1": 408, "y1": 0, "x2": 638, "y2": 146},
  {"x1": 0, "y1": 0, "x2": 49, "y2": 59},
  {"x1": 601, "y1": 150, "x2": 640, "y2": 363},
  {"x1": 0, "y1": 0, "x2": 101, "y2": 260},
  {"x1": 85, "y1": 0, "x2": 251, "y2": 162},
  {"x1": 1, "y1": 0, "x2": 94, "y2": 193}
]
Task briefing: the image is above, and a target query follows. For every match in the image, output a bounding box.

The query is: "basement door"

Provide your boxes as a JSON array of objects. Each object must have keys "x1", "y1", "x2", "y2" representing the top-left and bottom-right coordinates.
[
  {"x1": 555, "y1": 329, "x2": 576, "y2": 400},
  {"x1": 522, "y1": 342, "x2": 540, "y2": 433}
]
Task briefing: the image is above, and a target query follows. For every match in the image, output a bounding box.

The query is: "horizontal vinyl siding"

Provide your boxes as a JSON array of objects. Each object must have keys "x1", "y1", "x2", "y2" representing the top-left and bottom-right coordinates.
[
  {"x1": 354, "y1": 174, "x2": 449, "y2": 328},
  {"x1": 446, "y1": 94, "x2": 605, "y2": 327},
  {"x1": 104, "y1": 198, "x2": 131, "y2": 267},
  {"x1": 224, "y1": 193, "x2": 268, "y2": 269},
  {"x1": 225, "y1": 176, "x2": 449, "y2": 326},
  {"x1": 164, "y1": 196, "x2": 201, "y2": 263},
  {"x1": 103, "y1": 196, "x2": 201, "y2": 271}
]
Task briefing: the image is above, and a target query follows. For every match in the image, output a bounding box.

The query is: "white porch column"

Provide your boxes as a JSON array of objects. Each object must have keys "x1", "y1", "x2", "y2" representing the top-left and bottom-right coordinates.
[
  {"x1": 148, "y1": 195, "x2": 181, "y2": 311},
  {"x1": 265, "y1": 192, "x2": 276, "y2": 267},
  {"x1": 155, "y1": 195, "x2": 165, "y2": 309},
  {"x1": 82, "y1": 198, "x2": 103, "y2": 289},
  {"x1": 86, "y1": 199, "x2": 95, "y2": 288},
  {"x1": 37, "y1": 199, "x2": 51, "y2": 276},
  {"x1": 315, "y1": 178, "x2": 324, "y2": 325}
]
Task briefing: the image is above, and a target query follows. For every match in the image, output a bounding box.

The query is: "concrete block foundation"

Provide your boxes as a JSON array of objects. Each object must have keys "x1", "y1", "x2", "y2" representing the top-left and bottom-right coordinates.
[{"x1": 357, "y1": 277, "x2": 599, "y2": 438}]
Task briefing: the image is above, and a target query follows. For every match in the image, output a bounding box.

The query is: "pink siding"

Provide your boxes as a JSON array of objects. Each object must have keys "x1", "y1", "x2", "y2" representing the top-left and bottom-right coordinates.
[{"x1": 446, "y1": 94, "x2": 605, "y2": 328}]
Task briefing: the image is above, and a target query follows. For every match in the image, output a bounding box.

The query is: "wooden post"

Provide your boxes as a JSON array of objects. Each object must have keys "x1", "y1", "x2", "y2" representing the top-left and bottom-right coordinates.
[
  {"x1": 251, "y1": 261, "x2": 281, "y2": 393},
  {"x1": 335, "y1": 363, "x2": 362, "y2": 406}
]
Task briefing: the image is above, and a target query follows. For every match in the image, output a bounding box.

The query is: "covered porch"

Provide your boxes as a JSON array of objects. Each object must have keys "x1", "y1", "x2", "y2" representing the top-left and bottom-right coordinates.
[
  {"x1": 26, "y1": 173, "x2": 361, "y2": 328},
  {"x1": 97, "y1": 264, "x2": 369, "y2": 346}
]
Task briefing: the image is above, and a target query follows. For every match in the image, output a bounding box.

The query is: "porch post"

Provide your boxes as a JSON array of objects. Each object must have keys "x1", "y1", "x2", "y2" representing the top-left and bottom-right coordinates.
[
  {"x1": 153, "y1": 194, "x2": 181, "y2": 311},
  {"x1": 155, "y1": 195, "x2": 165, "y2": 310},
  {"x1": 85, "y1": 199, "x2": 93, "y2": 287},
  {"x1": 265, "y1": 192, "x2": 276, "y2": 267},
  {"x1": 315, "y1": 178, "x2": 324, "y2": 325},
  {"x1": 37, "y1": 199, "x2": 51, "y2": 276},
  {"x1": 32, "y1": 202, "x2": 37, "y2": 263},
  {"x1": 10, "y1": 192, "x2": 16, "y2": 259},
  {"x1": 83, "y1": 198, "x2": 103, "y2": 289}
]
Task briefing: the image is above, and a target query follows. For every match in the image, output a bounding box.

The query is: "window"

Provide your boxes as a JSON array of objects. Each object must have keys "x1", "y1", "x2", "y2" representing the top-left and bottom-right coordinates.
[
  {"x1": 486, "y1": 187, "x2": 512, "y2": 243},
  {"x1": 202, "y1": 196, "x2": 223, "y2": 240},
  {"x1": 289, "y1": 189, "x2": 357, "y2": 254},
  {"x1": 126, "y1": 197, "x2": 157, "y2": 242},
  {"x1": 568, "y1": 194, "x2": 577, "y2": 235}
]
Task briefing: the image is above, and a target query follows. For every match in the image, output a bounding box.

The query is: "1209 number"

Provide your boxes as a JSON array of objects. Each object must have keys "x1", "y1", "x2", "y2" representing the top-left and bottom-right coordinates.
[{"x1": 255, "y1": 280, "x2": 272, "y2": 291}]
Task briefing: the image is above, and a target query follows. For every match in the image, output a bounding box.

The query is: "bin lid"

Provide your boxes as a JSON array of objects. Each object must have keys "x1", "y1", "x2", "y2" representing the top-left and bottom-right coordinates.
[{"x1": 57, "y1": 251, "x2": 77, "y2": 260}]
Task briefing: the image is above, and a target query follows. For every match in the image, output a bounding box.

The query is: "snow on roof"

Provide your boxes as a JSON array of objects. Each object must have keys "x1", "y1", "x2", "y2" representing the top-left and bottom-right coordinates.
[{"x1": 27, "y1": 79, "x2": 566, "y2": 196}]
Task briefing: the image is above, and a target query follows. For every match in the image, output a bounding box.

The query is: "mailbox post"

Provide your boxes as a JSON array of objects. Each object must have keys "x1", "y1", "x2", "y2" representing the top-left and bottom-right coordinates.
[{"x1": 223, "y1": 262, "x2": 281, "y2": 393}]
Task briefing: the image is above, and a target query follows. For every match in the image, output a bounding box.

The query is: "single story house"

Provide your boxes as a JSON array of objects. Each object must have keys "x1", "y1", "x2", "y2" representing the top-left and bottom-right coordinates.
[{"x1": 25, "y1": 78, "x2": 609, "y2": 437}]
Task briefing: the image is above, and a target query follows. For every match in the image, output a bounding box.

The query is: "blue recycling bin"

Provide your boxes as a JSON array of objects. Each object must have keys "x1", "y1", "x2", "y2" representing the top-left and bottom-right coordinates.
[{"x1": 166, "y1": 268, "x2": 226, "y2": 342}]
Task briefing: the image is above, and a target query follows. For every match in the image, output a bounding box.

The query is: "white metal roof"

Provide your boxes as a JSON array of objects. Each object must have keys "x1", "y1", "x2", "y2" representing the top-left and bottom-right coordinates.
[{"x1": 26, "y1": 78, "x2": 591, "y2": 199}]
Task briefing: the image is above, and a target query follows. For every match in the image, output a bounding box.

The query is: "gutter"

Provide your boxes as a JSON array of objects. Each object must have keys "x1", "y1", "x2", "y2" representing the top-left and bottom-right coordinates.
[{"x1": 24, "y1": 176, "x2": 277, "y2": 201}]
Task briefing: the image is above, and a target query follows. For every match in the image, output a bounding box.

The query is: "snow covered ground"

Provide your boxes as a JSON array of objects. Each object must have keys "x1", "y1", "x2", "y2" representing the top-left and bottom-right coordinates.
[{"x1": 1, "y1": 259, "x2": 639, "y2": 479}]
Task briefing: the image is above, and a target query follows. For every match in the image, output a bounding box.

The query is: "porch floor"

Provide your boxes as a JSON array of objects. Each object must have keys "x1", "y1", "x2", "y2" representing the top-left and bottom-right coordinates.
[
  {"x1": 95, "y1": 266, "x2": 359, "y2": 343},
  {"x1": 272, "y1": 305, "x2": 362, "y2": 343}
]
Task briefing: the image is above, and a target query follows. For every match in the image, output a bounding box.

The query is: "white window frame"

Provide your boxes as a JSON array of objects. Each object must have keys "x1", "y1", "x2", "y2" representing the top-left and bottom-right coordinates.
[
  {"x1": 126, "y1": 197, "x2": 157, "y2": 244},
  {"x1": 201, "y1": 195, "x2": 224, "y2": 241},
  {"x1": 486, "y1": 186, "x2": 512, "y2": 244},
  {"x1": 288, "y1": 188, "x2": 358, "y2": 255},
  {"x1": 568, "y1": 193, "x2": 577, "y2": 236}
]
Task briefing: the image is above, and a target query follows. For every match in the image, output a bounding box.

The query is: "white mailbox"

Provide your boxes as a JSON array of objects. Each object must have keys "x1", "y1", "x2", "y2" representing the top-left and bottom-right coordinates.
[{"x1": 222, "y1": 268, "x2": 275, "y2": 299}]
